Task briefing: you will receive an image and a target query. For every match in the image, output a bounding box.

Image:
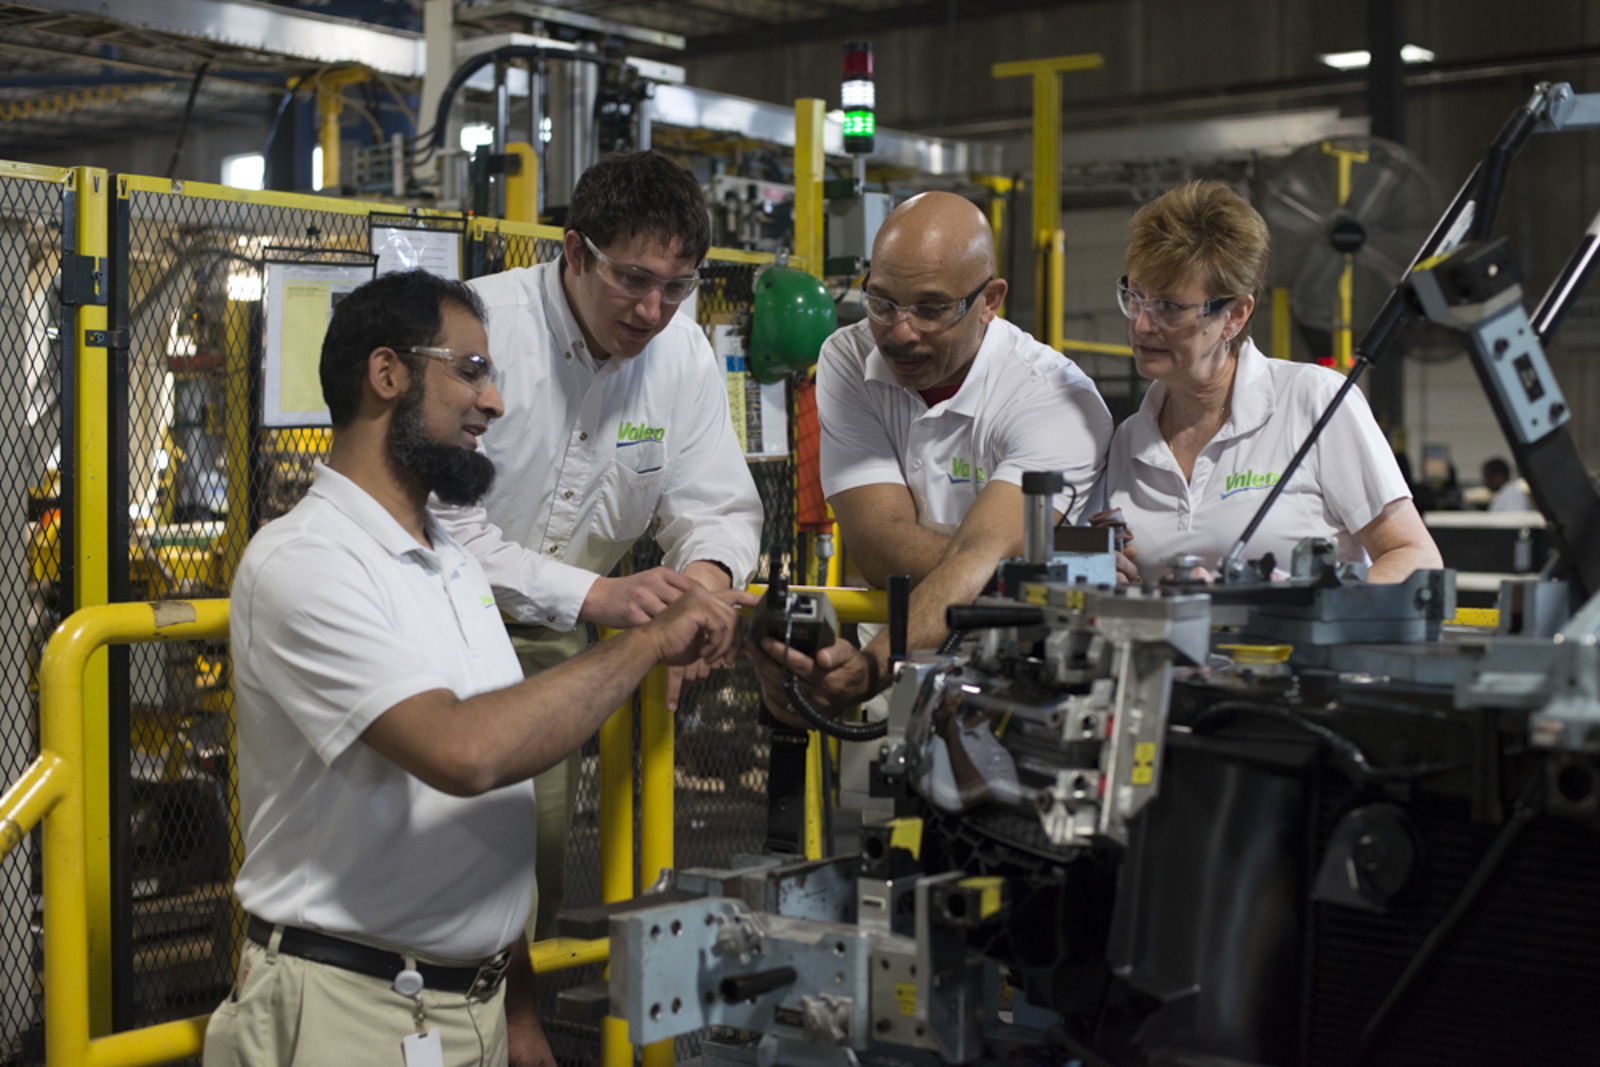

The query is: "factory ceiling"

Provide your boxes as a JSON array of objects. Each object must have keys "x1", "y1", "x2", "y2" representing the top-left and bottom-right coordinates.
[{"x1": 0, "y1": 0, "x2": 1079, "y2": 158}]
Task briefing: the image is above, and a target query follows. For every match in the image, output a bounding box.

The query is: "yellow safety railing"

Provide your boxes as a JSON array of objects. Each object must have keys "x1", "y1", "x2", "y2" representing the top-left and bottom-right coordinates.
[
  {"x1": 0, "y1": 599, "x2": 630, "y2": 1066},
  {"x1": 0, "y1": 601, "x2": 228, "y2": 1067},
  {"x1": 746, "y1": 585, "x2": 888, "y2": 625}
]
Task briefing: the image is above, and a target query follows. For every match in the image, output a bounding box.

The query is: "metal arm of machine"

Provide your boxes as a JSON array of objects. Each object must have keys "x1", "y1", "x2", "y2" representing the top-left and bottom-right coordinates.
[
  {"x1": 1221, "y1": 82, "x2": 1600, "y2": 581},
  {"x1": 1409, "y1": 239, "x2": 1600, "y2": 599}
]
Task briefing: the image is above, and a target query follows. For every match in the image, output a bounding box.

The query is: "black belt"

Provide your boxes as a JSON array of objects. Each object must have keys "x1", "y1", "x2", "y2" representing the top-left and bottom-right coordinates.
[{"x1": 246, "y1": 916, "x2": 511, "y2": 996}]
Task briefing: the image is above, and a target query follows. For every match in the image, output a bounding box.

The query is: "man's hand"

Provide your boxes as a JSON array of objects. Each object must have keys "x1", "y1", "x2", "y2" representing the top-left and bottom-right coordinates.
[
  {"x1": 579, "y1": 567, "x2": 701, "y2": 629},
  {"x1": 507, "y1": 1013, "x2": 556, "y2": 1067},
  {"x1": 505, "y1": 941, "x2": 556, "y2": 1067},
  {"x1": 1087, "y1": 508, "x2": 1140, "y2": 584},
  {"x1": 642, "y1": 586, "x2": 758, "y2": 670},
  {"x1": 750, "y1": 636, "x2": 878, "y2": 729},
  {"x1": 666, "y1": 560, "x2": 737, "y2": 709}
]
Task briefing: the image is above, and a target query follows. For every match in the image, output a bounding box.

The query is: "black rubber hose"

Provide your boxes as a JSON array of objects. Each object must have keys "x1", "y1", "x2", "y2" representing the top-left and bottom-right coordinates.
[
  {"x1": 166, "y1": 63, "x2": 211, "y2": 180},
  {"x1": 428, "y1": 46, "x2": 608, "y2": 153},
  {"x1": 783, "y1": 675, "x2": 887, "y2": 742}
]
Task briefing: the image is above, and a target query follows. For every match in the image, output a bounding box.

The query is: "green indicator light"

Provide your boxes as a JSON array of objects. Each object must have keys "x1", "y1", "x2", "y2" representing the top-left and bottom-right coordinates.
[{"x1": 843, "y1": 110, "x2": 876, "y2": 137}]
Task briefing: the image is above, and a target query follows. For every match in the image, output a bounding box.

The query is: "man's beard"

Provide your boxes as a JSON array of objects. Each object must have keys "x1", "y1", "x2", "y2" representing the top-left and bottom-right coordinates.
[{"x1": 386, "y1": 385, "x2": 496, "y2": 506}]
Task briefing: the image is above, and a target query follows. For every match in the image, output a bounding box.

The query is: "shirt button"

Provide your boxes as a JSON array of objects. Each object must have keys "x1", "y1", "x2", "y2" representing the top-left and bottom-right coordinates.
[
  {"x1": 565, "y1": 351, "x2": 573, "y2": 360},
  {"x1": 546, "y1": 613, "x2": 557, "y2": 623},
  {"x1": 579, "y1": 432, "x2": 588, "y2": 441},
  {"x1": 912, "y1": 459, "x2": 922, "y2": 470},
  {"x1": 563, "y1": 489, "x2": 574, "y2": 499}
]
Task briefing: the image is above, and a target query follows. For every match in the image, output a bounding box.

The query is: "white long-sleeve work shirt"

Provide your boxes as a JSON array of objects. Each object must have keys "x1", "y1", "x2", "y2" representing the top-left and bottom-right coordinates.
[{"x1": 435, "y1": 260, "x2": 763, "y2": 629}]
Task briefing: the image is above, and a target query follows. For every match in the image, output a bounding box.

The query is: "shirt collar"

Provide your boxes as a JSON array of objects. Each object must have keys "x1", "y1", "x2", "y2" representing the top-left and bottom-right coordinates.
[
  {"x1": 539, "y1": 258, "x2": 619, "y2": 377},
  {"x1": 1221, "y1": 338, "x2": 1273, "y2": 437},
  {"x1": 307, "y1": 463, "x2": 463, "y2": 570},
  {"x1": 863, "y1": 320, "x2": 995, "y2": 415}
]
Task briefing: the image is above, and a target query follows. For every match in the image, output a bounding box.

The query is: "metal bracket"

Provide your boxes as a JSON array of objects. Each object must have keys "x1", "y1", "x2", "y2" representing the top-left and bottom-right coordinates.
[
  {"x1": 83, "y1": 328, "x2": 128, "y2": 349},
  {"x1": 1538, "y1": 84, "x2": 1600, "y2": 134},
  {"x1": 62, "y1": 253, "x2": 107, "y2": 306}
]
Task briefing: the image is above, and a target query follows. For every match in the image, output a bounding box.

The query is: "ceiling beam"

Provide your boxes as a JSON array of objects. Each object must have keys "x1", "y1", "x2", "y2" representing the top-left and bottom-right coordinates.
[{"x1": 656, "y1": 0, "x2": 1103, "y2": 57}]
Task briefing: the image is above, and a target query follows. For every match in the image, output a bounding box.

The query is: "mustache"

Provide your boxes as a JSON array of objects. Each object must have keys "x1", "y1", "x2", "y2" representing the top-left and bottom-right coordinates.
[{"x1": 881, "y1": 343, "x2": 934, "y2": 362}]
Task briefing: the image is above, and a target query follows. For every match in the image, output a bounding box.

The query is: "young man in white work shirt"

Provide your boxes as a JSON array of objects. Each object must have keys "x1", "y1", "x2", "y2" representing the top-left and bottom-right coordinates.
[
  {"x1": 207, "y1": 270, "x2": 751, "y2": 1067},
  {"x1": 752, "y1": 191, "x2": 1112, "y2": 718},
  {"x1": 433, "y1": 151, "x2": 762, "y2": 938}
]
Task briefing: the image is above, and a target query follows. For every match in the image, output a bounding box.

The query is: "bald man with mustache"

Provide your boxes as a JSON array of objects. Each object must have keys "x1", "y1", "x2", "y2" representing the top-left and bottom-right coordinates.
[{"x1": 753, "y1": 191, "x2": 1113, "y2": 720}]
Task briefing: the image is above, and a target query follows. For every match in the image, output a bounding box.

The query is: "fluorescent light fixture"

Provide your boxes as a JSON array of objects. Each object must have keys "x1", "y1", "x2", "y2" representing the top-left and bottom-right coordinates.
[
  {"x1": 1318, "y1": 44, "x2": 1435, "y2": 70},
  {"x1": 220, "y1": 151, "x2": 265, "y2": 191},
  {"x1": 460, "y1": 122, "x2": 495, "y2": 153},
  {"x1": 311, "y1": 145, "x2": 324, "y2": 191}
]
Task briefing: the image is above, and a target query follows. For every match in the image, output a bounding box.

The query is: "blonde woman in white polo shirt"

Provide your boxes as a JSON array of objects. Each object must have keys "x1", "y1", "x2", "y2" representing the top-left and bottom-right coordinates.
[{"x1": 1103, "y1": 181, "x2": 1440, "y2": 582}]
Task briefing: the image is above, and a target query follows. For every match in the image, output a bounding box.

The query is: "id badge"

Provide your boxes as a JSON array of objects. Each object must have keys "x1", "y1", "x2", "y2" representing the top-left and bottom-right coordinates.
[{"x1": 401, "y1": 1028, "x2": 445, "y2": 1067}]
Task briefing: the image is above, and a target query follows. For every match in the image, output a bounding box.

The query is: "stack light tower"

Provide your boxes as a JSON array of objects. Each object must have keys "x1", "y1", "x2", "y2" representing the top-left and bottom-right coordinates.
[
  {"x1": 827, "y1": 40, "x2": 890, "y2": 277},
  {"x1": 841, "y1": 41, "x2": 875, "y2": 184}
]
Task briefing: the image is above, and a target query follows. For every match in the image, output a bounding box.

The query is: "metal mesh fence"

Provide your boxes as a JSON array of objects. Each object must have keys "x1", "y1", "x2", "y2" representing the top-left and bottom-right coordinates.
[{"x1": 0, "y1": 170, "x2": 66, "y2": 1066}]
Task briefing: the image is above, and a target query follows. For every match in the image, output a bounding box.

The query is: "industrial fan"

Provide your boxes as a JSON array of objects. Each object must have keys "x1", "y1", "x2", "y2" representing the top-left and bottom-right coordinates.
[{"x1": 1257, "y1": 136, "x2": 1445, "y2": 366}]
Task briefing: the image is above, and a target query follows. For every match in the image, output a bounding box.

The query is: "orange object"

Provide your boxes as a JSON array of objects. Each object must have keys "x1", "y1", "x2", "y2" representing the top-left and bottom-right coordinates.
[{"x1": 794, "y1": 376, "x2": 830, "y2": 532}]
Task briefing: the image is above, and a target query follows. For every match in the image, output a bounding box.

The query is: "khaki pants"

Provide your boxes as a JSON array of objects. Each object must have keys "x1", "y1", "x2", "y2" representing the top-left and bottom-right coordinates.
[
  {"x1": 509, "y1": 624, "x2": 590, "y2": 941},
  {"x1": 203, "y1": 936, "x2": 508, "y2": 1067}
]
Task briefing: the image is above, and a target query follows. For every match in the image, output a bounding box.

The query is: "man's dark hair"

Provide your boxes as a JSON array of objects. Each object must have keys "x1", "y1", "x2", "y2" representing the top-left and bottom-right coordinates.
[
  {"x1": 1483, "y1": 457, "x2": 1512, "y2": 481},
  {"x1": 320, "y1": 269, "x2": 486, "y2": 427},
  {"x1": 566, "y1": 150, "x2": 710, "y2": 262}
]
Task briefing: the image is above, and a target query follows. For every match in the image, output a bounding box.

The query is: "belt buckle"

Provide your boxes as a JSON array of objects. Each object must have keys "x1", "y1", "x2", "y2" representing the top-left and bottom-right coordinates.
[{"x1": 469, "y1": 950, "x2": 512, "y2": 997}]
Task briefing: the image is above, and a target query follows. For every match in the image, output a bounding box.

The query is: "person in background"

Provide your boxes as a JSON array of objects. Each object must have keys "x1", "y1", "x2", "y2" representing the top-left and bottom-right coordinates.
[
  {"x1": 1101, "y1": 180, "x2": 1441, "y2": 582},
  {"x1": 1483, "y1": 456, "x2": 1533, "y2": 511}
]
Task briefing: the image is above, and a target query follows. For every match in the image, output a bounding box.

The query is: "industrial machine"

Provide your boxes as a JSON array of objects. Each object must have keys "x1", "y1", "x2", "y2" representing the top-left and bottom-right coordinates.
[{"x1": 576, "y1": 84, "x2": 1600, "y2": 1066}]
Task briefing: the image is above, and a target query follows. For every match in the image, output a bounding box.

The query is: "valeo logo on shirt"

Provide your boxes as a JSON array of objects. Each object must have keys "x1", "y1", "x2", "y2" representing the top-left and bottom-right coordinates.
[
  {"x1": 1221, "y1": 468, "x2": 1280, "y2": 498},
  {"x1": 618, "y1": 420, "x2": 667, "y2": 445},
  {"x1": 947, "y1": 456, "x2": 987, "y2": 486}
]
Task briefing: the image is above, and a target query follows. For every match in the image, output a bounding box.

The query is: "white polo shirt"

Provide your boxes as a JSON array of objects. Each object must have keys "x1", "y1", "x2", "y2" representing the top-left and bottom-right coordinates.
[
  {"x1": 818, "y1": 317, "x2": 1112, "y2": 532},
  {"x1": 1105, "y1": 339, "x2": 1410, "y2": 579},
  {"x1": 435, "y1": 259, "x2": 763, "y2": 629},
  {"x1": 232, "y1": 464, "x2": 533, "y2": 961}
]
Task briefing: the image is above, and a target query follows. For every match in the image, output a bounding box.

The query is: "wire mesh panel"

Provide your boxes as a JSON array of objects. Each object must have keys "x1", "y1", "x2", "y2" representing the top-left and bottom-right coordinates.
[
  {"x1": 473, "y1": 219, "x2": 563, "y2": 277},
  {"x1": 679, "y1": 255, "x2": 790, "y2": 877},
  {"x1": 0, "y1": 166, "x2": 67, "y2": 1066}
]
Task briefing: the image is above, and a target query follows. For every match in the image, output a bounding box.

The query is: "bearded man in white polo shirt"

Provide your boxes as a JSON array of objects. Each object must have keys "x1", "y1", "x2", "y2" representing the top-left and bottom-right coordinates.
[
  {"x1": 753, "y1": 191, "x2": 1113, "y2": 718},
  {"x1": 205, "y1": 270, "x2": 751, "y2": 1067},
  {"x1": 434, "y1": 151, "x2": 763, "y2": 938}
]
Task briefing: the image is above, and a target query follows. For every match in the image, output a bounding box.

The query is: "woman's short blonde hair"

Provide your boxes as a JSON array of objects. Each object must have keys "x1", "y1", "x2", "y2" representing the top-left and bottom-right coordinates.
[{"x1": 1126, "y1": 180, "x2": 1269, "y2": 303}]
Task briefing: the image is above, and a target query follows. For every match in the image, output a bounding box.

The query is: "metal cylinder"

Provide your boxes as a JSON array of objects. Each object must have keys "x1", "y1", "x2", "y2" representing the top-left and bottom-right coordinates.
[
  {"x1": 888, "y1": 574, "x2": 909, "y2": 664},
  {"x1": 1021, "y1": 470, "x2": 1064, "y2": 564}
]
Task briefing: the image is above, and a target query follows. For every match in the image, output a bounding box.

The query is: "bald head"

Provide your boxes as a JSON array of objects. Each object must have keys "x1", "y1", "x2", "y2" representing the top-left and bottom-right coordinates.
[
  {"x1": 863, "y1": 191, "x2": 1006, "y2": 392},
  {"x1": 873, "y1": 191, "x2": 997, "y2": 280}
]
